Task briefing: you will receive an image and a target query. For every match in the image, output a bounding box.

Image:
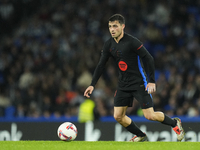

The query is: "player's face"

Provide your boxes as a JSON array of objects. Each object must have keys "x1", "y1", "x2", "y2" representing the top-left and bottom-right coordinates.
[{"x1": 108, "y1": 21, "x2": 125, "y2": 38}]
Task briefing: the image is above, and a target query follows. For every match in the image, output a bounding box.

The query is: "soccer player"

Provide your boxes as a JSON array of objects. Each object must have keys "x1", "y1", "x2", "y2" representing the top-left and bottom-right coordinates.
[{"x1": 84, "y1": 14, "x2": 185, "y2": 142}]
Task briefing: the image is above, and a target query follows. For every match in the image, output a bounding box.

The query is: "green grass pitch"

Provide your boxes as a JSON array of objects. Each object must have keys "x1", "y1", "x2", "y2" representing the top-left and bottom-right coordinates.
[{"x1": 0, "y1": 141, "x2": 200, "y2": 150}]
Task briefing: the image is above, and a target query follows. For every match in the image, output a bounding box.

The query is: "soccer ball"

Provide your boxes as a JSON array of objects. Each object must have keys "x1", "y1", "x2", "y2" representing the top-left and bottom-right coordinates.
[{"x1": 57, "y1": 122, "x2": 78, "y2": 141}]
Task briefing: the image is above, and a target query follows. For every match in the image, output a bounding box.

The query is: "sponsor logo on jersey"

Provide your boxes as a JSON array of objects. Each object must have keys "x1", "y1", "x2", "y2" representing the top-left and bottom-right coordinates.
[{"x1": 118, "y1": 61, "x2": 128, "y2": 71}]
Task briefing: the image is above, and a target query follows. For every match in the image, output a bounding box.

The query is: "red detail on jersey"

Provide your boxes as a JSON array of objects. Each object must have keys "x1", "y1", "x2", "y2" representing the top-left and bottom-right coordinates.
[
  {"x1": 137, "y1": 44, "x2": 143, "y2": 50},
  {"x1": 114, "y1": 90, "x2": 117, "y2": 97},
  {"x1": 118, "y1": 61, "x2": 128, "y2": 71}
]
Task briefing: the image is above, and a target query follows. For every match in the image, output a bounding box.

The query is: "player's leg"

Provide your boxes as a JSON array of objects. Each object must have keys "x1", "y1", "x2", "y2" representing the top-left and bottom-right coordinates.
[
  {"x1": 142, "y1": 107, "x2": 185, "y2": 141},
  {"x1": 114, "y1": 106, "x2": 147, "y2": 142},
  {"x1": 113, "y1": 89, "x2": 147, "y2": 142},
  {"x1": 134, "y1": 86, "x2": 185, "y2": 141},
  {"x1": 142, "y1": 107, "x2": 175, "y2": 125},
  {"x1": 113, "y1": 106, "x2": 131, "y2": 127}
]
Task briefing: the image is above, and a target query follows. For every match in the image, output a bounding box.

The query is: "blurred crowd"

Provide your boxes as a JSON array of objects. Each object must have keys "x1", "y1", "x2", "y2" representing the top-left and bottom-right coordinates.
[{"x1": 0, "y1": 0, "x2": 200, "y2": 120}]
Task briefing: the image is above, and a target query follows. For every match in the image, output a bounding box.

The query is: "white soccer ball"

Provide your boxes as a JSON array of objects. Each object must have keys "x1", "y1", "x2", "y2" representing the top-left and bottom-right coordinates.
[{"x1": 57, "y1": 122, "x2": 78, "y2": 141}]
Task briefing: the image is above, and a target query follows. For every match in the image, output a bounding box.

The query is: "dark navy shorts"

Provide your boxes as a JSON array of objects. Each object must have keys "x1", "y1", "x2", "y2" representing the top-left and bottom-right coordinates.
[{"x1": 114, "y1": 86, "x2": 153, "y2": 109}]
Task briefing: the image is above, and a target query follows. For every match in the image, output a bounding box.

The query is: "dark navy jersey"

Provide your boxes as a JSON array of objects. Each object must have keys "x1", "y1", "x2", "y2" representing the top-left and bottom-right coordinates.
[{"x1": 91, "y1": 33, "x2": 155, "y2": 91}]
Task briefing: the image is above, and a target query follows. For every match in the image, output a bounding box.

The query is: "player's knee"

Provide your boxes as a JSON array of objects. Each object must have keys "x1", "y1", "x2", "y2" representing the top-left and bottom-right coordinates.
[
  {"x1": 144, "y1": 114, "x2": 155, "y2": 121},
  {"x1": 114, "y1": 114, "x2": 123, "y2": 123}
]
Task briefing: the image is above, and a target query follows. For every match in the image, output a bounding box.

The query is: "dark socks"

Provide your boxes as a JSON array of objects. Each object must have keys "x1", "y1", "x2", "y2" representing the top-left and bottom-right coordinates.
[
  {"x1": 161, "y1": 114, "x2": 177, "y2": 127},
  {"x1": 125, "y1": 121, "x2": 146, "y2": 137}
]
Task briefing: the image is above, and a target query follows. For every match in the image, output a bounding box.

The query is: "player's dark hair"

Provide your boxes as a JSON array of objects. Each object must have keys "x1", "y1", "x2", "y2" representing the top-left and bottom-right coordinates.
[{"x1": 109, "y1": 14, "x2": 125, "y2": 25}]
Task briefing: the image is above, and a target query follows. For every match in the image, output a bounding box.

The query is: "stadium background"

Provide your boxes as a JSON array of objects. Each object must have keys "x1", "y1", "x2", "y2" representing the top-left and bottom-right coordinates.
[{"x1": 0, "y1": 0, "x2": 200, "y2": 141}]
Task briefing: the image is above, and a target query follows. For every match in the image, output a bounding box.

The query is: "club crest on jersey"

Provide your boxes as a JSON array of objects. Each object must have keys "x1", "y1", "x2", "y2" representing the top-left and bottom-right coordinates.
[{"x1": 118, "y1": 61, "x2": 128, "y2": 71}]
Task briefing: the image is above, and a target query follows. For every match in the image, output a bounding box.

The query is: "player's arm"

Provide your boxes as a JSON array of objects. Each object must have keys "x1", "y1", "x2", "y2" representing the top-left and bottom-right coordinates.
[
  {"x1": 133, "y1": 38, "x2": 156, "y2": 93},
  {"x1": 84, "y1": 42, "x2": 110, "y2": 98}
]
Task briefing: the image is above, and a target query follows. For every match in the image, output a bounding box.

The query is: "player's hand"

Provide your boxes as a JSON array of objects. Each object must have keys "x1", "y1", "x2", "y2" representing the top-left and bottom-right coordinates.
[
  {"x1": 145, "y1": 83, "x2": 156, "y2": 94},
  {"x1": 84, "y1": 86, "x2": 94, "y2": 98}
]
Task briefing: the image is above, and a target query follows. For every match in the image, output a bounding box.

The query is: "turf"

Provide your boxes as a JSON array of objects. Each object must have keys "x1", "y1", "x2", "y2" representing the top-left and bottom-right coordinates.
[{"x1": 0, "y1": 141, "x2": 200, "y2": 150}]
